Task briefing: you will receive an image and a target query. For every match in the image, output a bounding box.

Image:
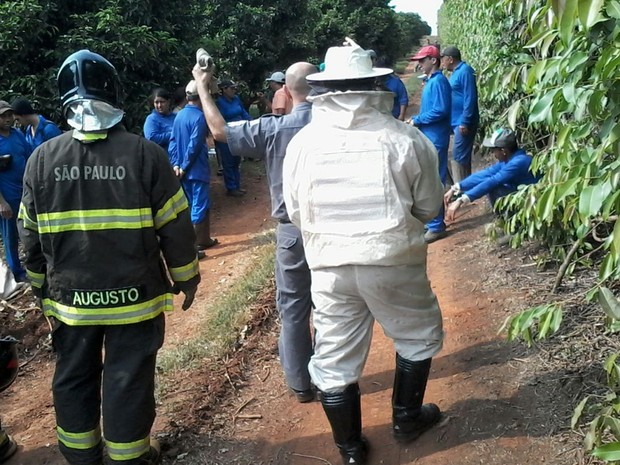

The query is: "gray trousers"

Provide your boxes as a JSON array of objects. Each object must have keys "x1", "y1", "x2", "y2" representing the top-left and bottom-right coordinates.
[{"x1": 275, "y1": 222, "x2": 313, "y2": 391}]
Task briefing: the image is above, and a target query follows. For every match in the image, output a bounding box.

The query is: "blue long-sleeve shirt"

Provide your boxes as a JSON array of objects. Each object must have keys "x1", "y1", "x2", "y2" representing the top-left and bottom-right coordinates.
[
  {"x1": 216, "y1": 95, "x2": 251, "y2": 123},
  {"x1": 25, "y1": 115, "x2": 62, "y2": 150},
  {"x1": 412, "y1": 70, "x2": 452, "y2": 149},
  {"x1": 459, "y1": 149, "x2": 538, "y2": 201},
  {"x1": 168, "y1": 104, "x2": 210, "y2": 182},
  {"x1": 384, "y1": 74, "x2": 409, "y2": 118},
  {"x1": 450, "y1": 61, "x2": 479, "y2": 129},
  {"x1": 144, "y1": 110, "x2": 176, "y2": 151},
  {"x1": 0, "y1": 128, "x2": 31, "y2": 201}
]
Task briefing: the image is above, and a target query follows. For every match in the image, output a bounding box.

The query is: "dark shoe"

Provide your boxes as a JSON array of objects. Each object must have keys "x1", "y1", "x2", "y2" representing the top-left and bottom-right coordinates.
[
  {"x1": 291, "y1": 387, "x2": 315, "y2": 403},
  {"x1": 217, "y1": 168, "x2": 223, "y2": 176},
  {"x1": 197, "y1": 238, "x2": 219, "y2": 250},
  {"x1": 227, "y1": 189, "x2": 245, "y2": 197},
  {"x1": 197, "y1": 250, "x2": 207, "y2": 260},
  {"x1": 424, "y1": 230, "x2": 447, "y2": 243},
  {"x1": 0, "y1": 435, "x2": 17, "y2": 464},
  {"x1": 392, "y1": 355, "x2": 441, "y2": 444}
]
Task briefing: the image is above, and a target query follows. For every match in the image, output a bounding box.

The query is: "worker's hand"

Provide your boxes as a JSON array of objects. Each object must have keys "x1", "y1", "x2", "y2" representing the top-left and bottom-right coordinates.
[
  {"x1": 0, "y1": 200, "x2": 13, "y2": 219},
  {"x1": 443, "y1": 188, "x2": 455, "y2": 206},
  {"x1": 173, "y1": 166, "x2": 184, "y2": 178},
  {"x1": 459, "y1": 125, "x2": 470, "y2": 136},
  {"x1": 446, "y1": 199, "x2": 462, "y2": 223},
  {"x1": 171, "y1": 283, "x2": 198, "y2": 311}
]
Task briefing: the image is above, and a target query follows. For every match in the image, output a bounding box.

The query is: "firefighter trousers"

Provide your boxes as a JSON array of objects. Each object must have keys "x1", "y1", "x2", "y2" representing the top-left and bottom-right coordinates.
[{"x1": 51, "y1": 314, "x2": 165, "y2": 465}]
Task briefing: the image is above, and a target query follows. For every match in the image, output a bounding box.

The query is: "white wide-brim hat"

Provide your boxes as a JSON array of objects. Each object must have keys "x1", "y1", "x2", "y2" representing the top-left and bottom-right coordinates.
[{"x1": 307, "y1": 37, "x2": 392, "y2": 82}]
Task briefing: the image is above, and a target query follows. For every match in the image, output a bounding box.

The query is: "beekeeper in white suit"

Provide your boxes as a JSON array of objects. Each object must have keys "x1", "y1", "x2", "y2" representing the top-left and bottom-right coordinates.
[{"x1": 282, "y1": 38, "x2": 445, "y2": 465}]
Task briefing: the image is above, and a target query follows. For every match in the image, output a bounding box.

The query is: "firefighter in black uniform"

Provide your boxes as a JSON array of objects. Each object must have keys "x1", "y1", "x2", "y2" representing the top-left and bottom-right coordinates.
[{"x1": 17, "y1": 50, "x2": 200, "y2": 465}]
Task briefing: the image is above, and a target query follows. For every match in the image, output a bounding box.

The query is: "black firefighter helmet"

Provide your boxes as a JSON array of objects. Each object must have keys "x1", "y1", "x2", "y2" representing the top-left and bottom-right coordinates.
[
  {"x1": 57, "y1": 49, "x2": 123, "y2": 115},
  {"x1": 0, "y1": 336, "x2": 19, "y2": 392}
]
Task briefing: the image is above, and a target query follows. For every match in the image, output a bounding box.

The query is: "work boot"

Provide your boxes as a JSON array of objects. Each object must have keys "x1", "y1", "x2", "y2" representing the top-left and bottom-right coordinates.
[
  {"x1": 320, "y1": 384, "x2": 369, "y2": 465},
  {"x1": 392, "y1": 354, "x2": 441, "y2": 443},
  {"x1": 227, "y1": 189, "x2": 245, "y2": 197},
  {"x1": 194, "y1": 212, "x2": 219, "y2": 251},
  {"x1": 424, "y1": 230, "x2": 447, "y2": 244},
  {"x1": 291, "y1": 387, "x2": 316, "y2": 403},
  {"x1": 0, "y1": 433, "x2": 17, "y2": 464}
]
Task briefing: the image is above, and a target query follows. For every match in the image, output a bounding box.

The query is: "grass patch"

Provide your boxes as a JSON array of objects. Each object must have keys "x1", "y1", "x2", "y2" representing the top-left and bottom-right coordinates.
[{"x1": 158, "y1": 232, "x2": 275, "y2": 372}]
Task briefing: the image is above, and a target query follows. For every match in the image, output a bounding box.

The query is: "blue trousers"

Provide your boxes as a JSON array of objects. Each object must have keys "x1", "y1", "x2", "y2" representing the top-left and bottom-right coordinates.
[
  {"x1": 181, "y1": 179, "x2": 210, "y2": 224},
  {"x1": 452, "y1": 126, "x2": 477, "y2": 167},
  {"x1": 216, "y1": 142, "x2": 241, "y2": 191},
  {"x1": 426, "y1": 144, "x2": 449, "y2": 233},
  {"x1": 275, "y1": 222, "x2": 313, "y2": 391},
  {"x1": 0, "y1": 197, "x2": 25, "y2": 280}
]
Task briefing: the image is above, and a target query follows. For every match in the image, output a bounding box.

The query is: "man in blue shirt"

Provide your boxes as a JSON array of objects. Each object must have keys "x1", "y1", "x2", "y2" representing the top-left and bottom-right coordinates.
[
  {"x1": 169, "y1": 81, "x2": 217, "y2": 258},
  {"x1": 376, "y1": 57, "x2": 409, "y2": 121},
  {"x1": 410, "y1": 45, "x2": 452, "y2": 243},
  {"x1": 444, "y1": 128, "x2": 538, "y2": 222},
  {"x1": 441, "y1": 46, "x2": 479, "y2": 183},
  {"x1": 0, "y1": 101, "x2": 31, "y2": 281},
  {"x1": 11, "y1": 97, "x2": 62, "y2": 150},
  {"x1": 193, "y1": 62, "x2": 318, "y2": 404}
]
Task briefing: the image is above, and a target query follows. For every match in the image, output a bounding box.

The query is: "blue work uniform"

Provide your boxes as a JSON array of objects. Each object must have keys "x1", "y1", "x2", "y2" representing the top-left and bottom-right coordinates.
[
  {"x1": 412, "y1": 70, "x2": 452, "y2": 233},
  {"x1": 215, "y1": 95, "x2": 251, "y2": 191},
  {"x1": 144, "y1": 110, "x2": 176, "y2": 151},
  {"x1": 459, "y1": 148, "x2": 538, "y2": 205},
  {"x1": 384, "y1": 74, "x2": 409, "y2": 119},
  {"x1": 169, "y1": 104, "x2": 211, "y2": 223},
  {"x1": 450, "y1": 61, "x2": 479, "y2": 168},
  {"x1": 24, "y1": 115, "x2": 62, "y2": 150},
  {"x1": 0, "y1": 128, "x2": 31, "y2": 279},
  {"x1": 226, "y1": 102, "x2": 313, "y2": 393}
]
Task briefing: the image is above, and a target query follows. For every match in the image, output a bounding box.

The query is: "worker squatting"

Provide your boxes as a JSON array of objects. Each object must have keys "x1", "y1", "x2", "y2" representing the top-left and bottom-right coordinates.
[{"x1": 54, "y1": 164, "x2": 127, "y2": 181}]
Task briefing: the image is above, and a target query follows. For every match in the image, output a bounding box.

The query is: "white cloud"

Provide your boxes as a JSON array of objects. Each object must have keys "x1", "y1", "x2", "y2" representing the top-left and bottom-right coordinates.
[{"x1": 389, "y1": 0, "x2": 443, "y2": 35}]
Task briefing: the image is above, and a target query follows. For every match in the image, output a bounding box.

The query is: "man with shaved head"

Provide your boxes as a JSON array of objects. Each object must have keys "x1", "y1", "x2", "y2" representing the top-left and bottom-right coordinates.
[{"x1": 193, "y1": 61, "x2": 318, "y2": 403}]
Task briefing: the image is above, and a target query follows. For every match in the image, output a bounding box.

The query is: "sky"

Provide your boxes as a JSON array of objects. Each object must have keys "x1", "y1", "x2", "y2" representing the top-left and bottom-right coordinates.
[{"x1": 389, "y1": 0, "x2": 443, "y2": 35}]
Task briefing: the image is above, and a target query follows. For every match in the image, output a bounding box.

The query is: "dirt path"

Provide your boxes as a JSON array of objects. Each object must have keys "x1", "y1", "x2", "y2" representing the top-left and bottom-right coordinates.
[{"x1": 1, "y1": 63, "x2": 574, "y2": 465}]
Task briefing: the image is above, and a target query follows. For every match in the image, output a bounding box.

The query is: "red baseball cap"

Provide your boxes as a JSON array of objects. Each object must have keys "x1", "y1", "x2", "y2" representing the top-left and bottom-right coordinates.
[{"x1": 409, "y1": 45, "x2": 440, "y2": 61}]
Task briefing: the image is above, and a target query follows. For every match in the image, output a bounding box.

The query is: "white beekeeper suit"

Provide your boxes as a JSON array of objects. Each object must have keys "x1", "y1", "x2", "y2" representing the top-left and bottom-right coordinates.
[{"x1": 282, "y1": 38, "x2": 445, "y2": 465}]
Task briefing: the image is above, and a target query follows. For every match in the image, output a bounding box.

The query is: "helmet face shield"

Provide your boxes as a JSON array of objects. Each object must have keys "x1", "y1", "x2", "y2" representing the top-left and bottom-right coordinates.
[{"x1": 58, "y1": 50, "x2": 123, "y2": 114}]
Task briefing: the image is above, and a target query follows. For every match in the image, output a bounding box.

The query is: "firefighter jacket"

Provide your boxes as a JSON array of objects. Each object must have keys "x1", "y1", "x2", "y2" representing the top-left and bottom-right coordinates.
[{"x1": 18, "y1": 126, "x2": 200, "y2": 326}]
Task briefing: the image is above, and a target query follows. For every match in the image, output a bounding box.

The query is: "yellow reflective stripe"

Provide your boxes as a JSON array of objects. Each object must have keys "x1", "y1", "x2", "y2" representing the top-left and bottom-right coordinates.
[
  {"x1": 37, "y1": 208, "x2": 154, "y2": 234},
  {"x1": 154, "y1": 188, "x2": 188, "y2": 230},
  {"x1": 72, "y1": 130, "x2": 108, "y2": 142},
  {"x1": 169, "y1": 259, "x2": 199, "y2": 282},
  {"x1": 105, "y1": 436, "x2": 150, "y2": 461},
  {"x1": 18, "y1": 202, "x2": 38, "y2": 232},
  {"x1": 26, "y1": 269, "x2": 45, "y2": 288},
  {"x1": 42, "y1": 293, "x2": 173, "y2": 326},
  {"x1": 57, "y1": 425, "x2": 101, "y2": 450}
]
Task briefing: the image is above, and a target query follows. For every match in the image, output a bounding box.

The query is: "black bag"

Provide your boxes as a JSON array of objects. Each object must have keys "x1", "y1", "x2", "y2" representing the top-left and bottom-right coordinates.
[{"x1": 0, "y1": 154, "x2": 12, "y2": 172}]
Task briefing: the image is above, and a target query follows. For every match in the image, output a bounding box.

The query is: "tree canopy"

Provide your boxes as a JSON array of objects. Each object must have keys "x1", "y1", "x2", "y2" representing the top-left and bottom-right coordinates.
[{"x1": 0, "y1": 0, "x2": 429, "y2": 132}]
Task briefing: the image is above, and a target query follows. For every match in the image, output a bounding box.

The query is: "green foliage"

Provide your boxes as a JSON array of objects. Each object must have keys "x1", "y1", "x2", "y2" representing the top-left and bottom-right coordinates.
[
  {"x1": 501, "y1": 303, "x2": 563, "y2": 346},
  {"x1": 440, "y1": 0, "x2": 620, "y2": 291},
  {"x1": 0, "y1": 0, "x2": 430, "y2": 132}
]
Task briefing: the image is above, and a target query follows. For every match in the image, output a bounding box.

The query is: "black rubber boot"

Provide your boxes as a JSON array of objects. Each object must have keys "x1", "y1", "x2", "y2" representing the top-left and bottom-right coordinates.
[
  {"x1": 195, "y1": 211, "x2": 218, "y2": 251},
  {"x1": 320, "y1": 384, "x2": 368, "y2": 465},
  {"x1": 392, "y1": 354, "x2": 441, "y2": 443},
  {"x1": 0, "y1": 433, "x2": 17, "y2": 464}
]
